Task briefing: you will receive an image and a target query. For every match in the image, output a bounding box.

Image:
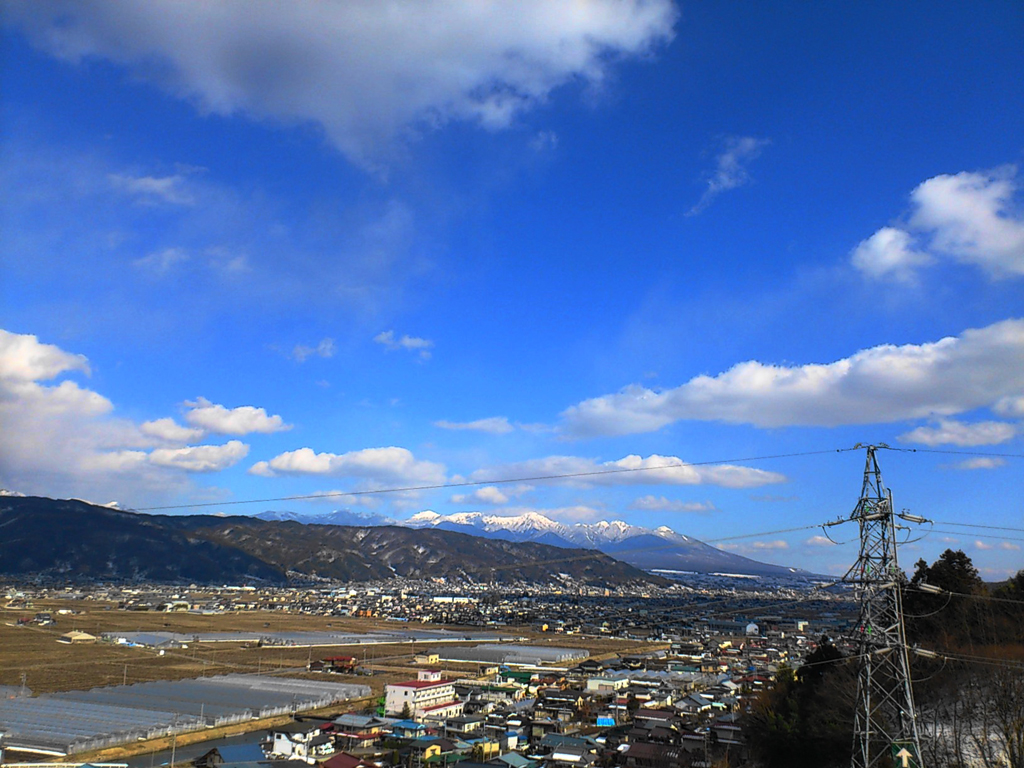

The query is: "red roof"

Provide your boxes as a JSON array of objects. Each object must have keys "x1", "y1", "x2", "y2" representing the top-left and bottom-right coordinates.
[
  {"x1": 392, "y1": 679, "x2": 452, "y2": 689},
  {"x1": 421, "y1": 700, "x2": 463, "y2": 712}
]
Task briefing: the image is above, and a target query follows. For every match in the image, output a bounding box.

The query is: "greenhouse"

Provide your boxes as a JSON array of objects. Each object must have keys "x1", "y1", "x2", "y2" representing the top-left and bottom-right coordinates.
[
  {"x1": 0, "y1": 674, "x2": 370, "y2": 756},
  {"x1": 433, "y1": 643, "x2": 589, "y2": 666}
]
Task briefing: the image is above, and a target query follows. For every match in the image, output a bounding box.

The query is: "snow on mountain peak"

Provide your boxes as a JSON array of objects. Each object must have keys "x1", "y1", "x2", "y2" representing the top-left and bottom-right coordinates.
[
  {"x1": 408, "y1": 510, "x2": 441, "y2": 523},
  {"x1": 401, "y1": 509, "x2": 697, "y2": 547},
  {"x1": 481, "y1": 511, "x2": 565, "y2": 533}
]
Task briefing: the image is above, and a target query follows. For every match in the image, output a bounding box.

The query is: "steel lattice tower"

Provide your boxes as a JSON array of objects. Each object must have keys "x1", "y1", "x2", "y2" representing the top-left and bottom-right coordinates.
[{"x1": 843, "y1": 445, "x2": 923, "y2": 768}]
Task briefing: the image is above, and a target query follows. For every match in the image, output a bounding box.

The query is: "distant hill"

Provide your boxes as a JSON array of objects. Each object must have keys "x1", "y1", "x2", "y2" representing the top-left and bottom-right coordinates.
[
  {"x1": 244, "y1": 507, "x2": 808, "y2": 576},
  {"x1": 0, "y1": 497, "x2": 282, "y2": 583},
  {"x1": 404, "y1": 510, "x2": 809, "y2": 577},
  {"x1": 0, "y1": 496, "x2": 666, "y2": 587}
]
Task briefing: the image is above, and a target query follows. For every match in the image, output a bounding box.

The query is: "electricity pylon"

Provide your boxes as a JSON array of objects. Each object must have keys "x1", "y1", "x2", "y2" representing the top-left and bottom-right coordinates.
[{"x1": 839, "y1": 444, "x2": 923, "y2": 768}]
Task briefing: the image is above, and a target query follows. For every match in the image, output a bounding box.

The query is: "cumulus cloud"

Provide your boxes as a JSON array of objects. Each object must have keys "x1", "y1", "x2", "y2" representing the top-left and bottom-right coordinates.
[
  {"x1": 184, "y1": 396, "x2": 291, "y2": 435},
  {"x1": 149, "y1": 440, "x2": 249, "y2": 472},
  {"x1": 562, "y1": 318, "x2": 1024, "y2": 436},
  {"x1": 0, "y1": 328, "x2": 91, "y2": 382},
  {"x1": 994, "y1": 395, "x2": 1024, "y2": 418},
  {"x1": 140, "y1": 417, "x2": 205, "y2": 444},
  {"x1": 805, "y1": 535, "x2": 836, "y2": 547},
  {"x1": 974, "y1": 540, "x2": 994, "y2": 551},
  {"x1": 108, "y1": 172, "x2": 195, "y2": 205},
  {"x1": 749, "y1": 540, "x2": 789, "y2": 550},
  {"x1": 899, "y1": 418, "x2": 1017, "y2": 447},
  {"x1": 468, "y1": 453, "x2": 785, "y2": 489},
  {"x1": 721, "y1": 539, "x2": 789, "y2": 554},
  {"x1": 292, "y1": 338, "x2": 336, "y2": 362},
  {"x1": 853, "y1": 167, "x2": 1024, "y2": 281},
  {"x1": 249, "y1": 446, "x2": 446, "y2": 488},
  {"x1": 451, "y1": 486, "x2": 510, "y2": 505},
  {"x1": 999, "y1": 542, "x2": 1021, "y2": 551},
  {"x1": 434, "y1": 416, "x2": 514, "y2": 435},
  {"x1": 952, "y1": 457, "x2": 1007, "y2": 471},
  {"x1": 0, "y1": 329, "x2": 204, "y2": 500},
  {"x1": 910, "y1": 168, "x2": 1024, "y2": 278},
  {"x1": 850, "y1": 227, "x2": 933, "y2": 282},
  {"x1": 687, "y1": 136, "x2": 770, "y2": 216},
  {"x1": 6, "y1": 0, "x2": 677, "y2": 168},
  {"x1": 374, "y1": 330, "x2": 434, "y2": 360},
  {"x1": 628, "y1": 496, "x2": 717, "y2": 513}
]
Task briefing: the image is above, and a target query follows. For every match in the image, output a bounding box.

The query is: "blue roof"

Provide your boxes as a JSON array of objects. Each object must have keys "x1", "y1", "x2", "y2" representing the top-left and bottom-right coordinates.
[{"x1": 217, "y1": 743, "x2": 266, "y2": 763}]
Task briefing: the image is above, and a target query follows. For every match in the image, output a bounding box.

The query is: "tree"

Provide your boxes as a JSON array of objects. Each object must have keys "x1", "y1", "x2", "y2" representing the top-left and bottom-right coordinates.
[
  {"x1": 744, "y1": 645, "x2": 854, "y2": 768},
  {"x1": 995, "y1": 570, "x2": 1024, "y2": 602},
  {"x1": 401, "y1": 701, "x2": 413, "y2": 719},
  {"x1": 905, "y1": 549, "x2": 987, "y2": 646},
  {"x1": 910, "y1": 549, "x2": 983, "y2": 595}
]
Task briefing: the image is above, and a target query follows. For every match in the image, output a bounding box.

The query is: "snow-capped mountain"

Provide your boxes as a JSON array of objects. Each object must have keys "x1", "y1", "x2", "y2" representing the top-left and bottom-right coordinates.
[
  {"x1": 405, "y1": 509, "x2": 805, "y2": 576},
  {"x1": 250, "y1": 507, "x2": 806, "y2": 576},
  {"x1": 407, "y1": 510, "x2": 678, "y2": 546}
]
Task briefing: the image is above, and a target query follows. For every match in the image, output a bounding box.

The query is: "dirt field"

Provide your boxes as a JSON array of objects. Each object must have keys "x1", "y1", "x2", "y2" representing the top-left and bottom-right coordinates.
[{"x1": 0, "y1": 599, "x2": 648, "y2": 695}]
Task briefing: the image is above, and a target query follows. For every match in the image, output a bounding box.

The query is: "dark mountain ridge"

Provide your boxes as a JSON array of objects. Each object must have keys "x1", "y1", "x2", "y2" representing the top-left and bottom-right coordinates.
[{"x1": 0, "y1": 496, "x2": 666, "y2": 587}]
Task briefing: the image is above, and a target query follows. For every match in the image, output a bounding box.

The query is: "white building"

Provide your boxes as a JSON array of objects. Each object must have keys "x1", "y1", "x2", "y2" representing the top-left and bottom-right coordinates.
[{"x1": 385, "y1": 669, "x2": 460, "y2": 719}]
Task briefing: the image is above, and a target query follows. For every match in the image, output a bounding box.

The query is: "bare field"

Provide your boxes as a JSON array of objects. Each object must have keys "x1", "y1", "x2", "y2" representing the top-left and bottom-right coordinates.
[{"x1": 0, "y1": 600, "x2": 647, "y2": 695}]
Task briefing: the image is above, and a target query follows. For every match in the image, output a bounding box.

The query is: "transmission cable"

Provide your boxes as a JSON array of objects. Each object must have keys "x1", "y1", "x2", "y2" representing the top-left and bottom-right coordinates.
[{"x1": 133, "y1": 447, "x2": 856, "y2": 511}]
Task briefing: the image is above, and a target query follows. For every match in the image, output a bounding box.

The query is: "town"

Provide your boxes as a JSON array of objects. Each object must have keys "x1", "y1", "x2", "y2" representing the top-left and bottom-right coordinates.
[{"x1": 0, "y1": 580, "x2": 856, "y2": 767}]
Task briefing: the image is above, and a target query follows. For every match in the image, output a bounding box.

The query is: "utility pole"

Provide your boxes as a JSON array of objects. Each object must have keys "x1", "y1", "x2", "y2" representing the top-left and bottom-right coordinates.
[{"x1": 837, "y1": 445, "x2": 923, "y2": 768}]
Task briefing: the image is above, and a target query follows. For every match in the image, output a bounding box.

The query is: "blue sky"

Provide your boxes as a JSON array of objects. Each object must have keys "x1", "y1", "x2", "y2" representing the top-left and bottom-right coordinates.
[{"x1": 2, "y1": 1, "x2": 1022, "y2": 577}]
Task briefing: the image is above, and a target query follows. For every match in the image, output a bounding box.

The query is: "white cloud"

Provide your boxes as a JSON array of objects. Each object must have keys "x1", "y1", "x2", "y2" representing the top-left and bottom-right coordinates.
[
  {"x1": 688, "y1": 136, "x2": 770, "y2": 215},
  {"x1": 0, "y1": 330, "x2": 197, "y2": 500},
  {"x1": 628, "y1": 496, "x2": 717, "y2": 513},
  {"x1": 108, "y1": 172, "x2": 195, "y2": 205},
  {"x1": 850, "y1": 227, "x2": 933, "y2": 282},
  {"x1": 0, "y1": 328, "x2": 90, "y2": 382},
  {"x1": 805, "y1": 535, "x2": 836, "y2": 547},
  {"x1": 562, "y1": 318, "x2": 1024, "y2": 435},
  {"x1": 292, "y1": 338, "x2": 336, "y2": 362},
  {"x1": 451, "y1": 486, "x2": 510, "y2": 505},
  {"x1": 899, "y1": 418, "x2": 1017, "y2": 447},
  {"x1": 851, "y1": 167, "x2": 1024, "y2": 281},
  {"x1": 1000, "y1": 542, "x2": 1022, "y2": 551},
  {"x1": 133, "y1": 247, "x2": 190, "y2": 273},
  {"x1": 7, "y1": 1, "x2": 677, "y2": 168},
  {"x1": 910, "y1": 167, "x2": 1024, "y2": 278},
  {"x1": 434, "y1": 416, "x2": 514, "y2": 435},
  {"x1": 952, "y1": 457, "x2": 1007, "y2": 471},
  {"x1": 749, "y1": 540, "x2": 788, "y2": 550},
  {"x1": 149, "y1": 440, "x2": 249, "y2": 472},
  {"x1": 374, "y1": 330, "x2": 434, "y2": 360},
  {"x1": 184, "y1": 396, "x2": 291, "y2": 435},
  {"x1": 140, "y1": 417, "x2": 205, "y2": 444},
  {"x1": 974, "y1": 540, "x2": 994, "y2": 551},
  {"x1": 468, "y1": 453, "x2": 785, "y2": 489},
  {"x1": 249, "y1": 446, "x2": 446, "y2": 487},
  {"x1": 994, "y1": 395, "x2": 1024, "y2": 418}
]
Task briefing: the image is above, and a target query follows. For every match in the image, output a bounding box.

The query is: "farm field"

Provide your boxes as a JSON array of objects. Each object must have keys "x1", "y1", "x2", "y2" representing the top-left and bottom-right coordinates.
[{"x1": 0, "y1": 599, "x2": 647, "y2": 695}]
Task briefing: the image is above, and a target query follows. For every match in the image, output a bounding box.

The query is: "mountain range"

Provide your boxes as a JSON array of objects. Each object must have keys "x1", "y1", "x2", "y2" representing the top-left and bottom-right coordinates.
[
  {"x1": 256, "y1": 508, "x2": 806, "y2": 577},
  {"x1": 0, "y1": 496, "x2": 664, "y2": 586}
]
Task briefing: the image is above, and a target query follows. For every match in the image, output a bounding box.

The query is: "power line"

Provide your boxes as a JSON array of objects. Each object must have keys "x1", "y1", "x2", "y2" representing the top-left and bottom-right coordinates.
[
  {"x1": 706, "y1": 524, "x2": 823, "y2": 543},
  {"x1": 888, "y1": 447, "x2": 1024, "y2": 458},
  {"x1": 930, "y1": 520, "x2": 1024, "y2": 534},
  {"x1": 133, "y1": 447, "x2": 855, "y2": 511},
  {"x1": 928, "y1": 529, "x2": 1024, "y2": 543}
]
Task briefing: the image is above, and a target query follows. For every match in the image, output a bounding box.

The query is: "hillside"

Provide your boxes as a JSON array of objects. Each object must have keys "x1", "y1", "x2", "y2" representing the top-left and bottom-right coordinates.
[{"x1": 0, "y1": 496, "x2": 666, "y2": 587}]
